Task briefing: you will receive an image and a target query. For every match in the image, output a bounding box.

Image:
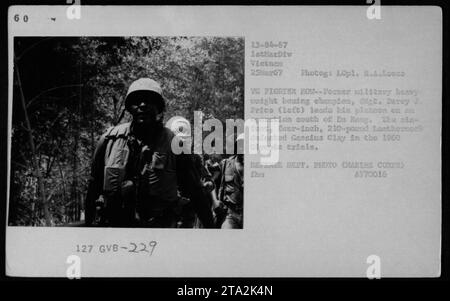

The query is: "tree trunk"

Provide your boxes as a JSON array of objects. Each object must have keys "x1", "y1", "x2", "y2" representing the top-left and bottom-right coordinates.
[
  {"x1": 72, "y1": 142, "x2": 79, "y2": 221},
  {"x1": 71, "y1": 59, "x2": 83, "y2": 221},
  {"x1": 14, "y1": 56, "x2": 51, "y2": 226}
]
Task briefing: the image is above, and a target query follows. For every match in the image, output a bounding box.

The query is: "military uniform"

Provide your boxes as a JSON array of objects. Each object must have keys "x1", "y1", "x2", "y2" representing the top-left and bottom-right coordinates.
[
  {"x1": 218, "y1": 155, "x2": 244, "y2": 229},
  {"x1": 85, "y1": 77, "x2": 214, "y2": 228},
  {"x1": 85, "y1": 123, "x2": 214, "y2": 228}
]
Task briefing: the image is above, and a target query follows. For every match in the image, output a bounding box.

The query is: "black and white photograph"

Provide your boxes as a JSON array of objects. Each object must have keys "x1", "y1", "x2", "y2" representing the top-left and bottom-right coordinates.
[
  {"x1": 9, "y1": 36, "x2": 244, "y2": 228},
  {"x1": 2, "y1": 4, "x2": 444, "y2": 281}
]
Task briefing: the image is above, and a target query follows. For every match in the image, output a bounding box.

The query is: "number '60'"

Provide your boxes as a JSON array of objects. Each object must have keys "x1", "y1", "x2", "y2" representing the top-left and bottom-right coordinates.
[{"x1": 14, "y1": 14, "x2": 28, "y2": 22}]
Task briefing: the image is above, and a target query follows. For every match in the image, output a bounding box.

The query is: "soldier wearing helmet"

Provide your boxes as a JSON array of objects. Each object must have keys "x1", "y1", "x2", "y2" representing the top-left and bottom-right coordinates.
[
  {"x1": 85, "y1": 78, "x2": 214, "y2": 228},
  {"x1": 216, "y1": 133, "x2": 244, "y2": 229}
]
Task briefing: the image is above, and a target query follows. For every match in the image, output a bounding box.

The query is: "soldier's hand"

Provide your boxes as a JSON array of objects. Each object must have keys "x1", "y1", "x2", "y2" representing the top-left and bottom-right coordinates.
[
  {"x1": 203, "y1": 180, "x2": 214, "y2": 192},
  {"x1": 213, "y1": 200, "x2": 226, "y2": 215},
  {"x1": 94, "y1": 195, "x2": 105, "y2": 225},
  {"x1": 95, "y1": 195, "x2": 105, "y2": 209}
]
